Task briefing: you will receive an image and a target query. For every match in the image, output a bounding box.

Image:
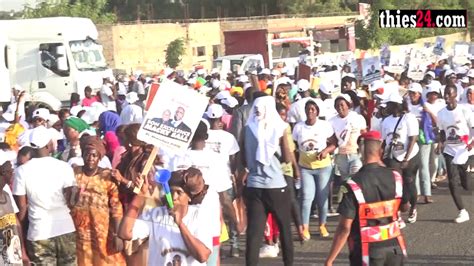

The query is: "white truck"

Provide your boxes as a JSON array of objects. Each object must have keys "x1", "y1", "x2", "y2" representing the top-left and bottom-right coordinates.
[
  {"x1": 0, "y1": 17, "x2": 112, "y2": 110},
  {"x1": 212, "y1": 54, "x2": 265, "y2": 74}
]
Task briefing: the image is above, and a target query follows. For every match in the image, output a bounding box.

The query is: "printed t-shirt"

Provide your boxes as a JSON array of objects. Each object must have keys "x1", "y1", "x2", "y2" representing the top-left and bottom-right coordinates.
[
  {"x1": 292, "y1": 119, "x2": 333, "y2": 169},
  {"x1": 381, "y1": 114, "x2": 420, "y2": 161},
  {"x1": 437, "y1": 105, "x2": 474, "y2": 157},
  {"x1": 0, "y1": 191, "x2": 22, "y2": 265},
  {"x1": 330, "y1": 111, "x2": 367, "y2": 154},
  {"x1": 132, "y1": 205, "x2": 213, "y2": 266}
]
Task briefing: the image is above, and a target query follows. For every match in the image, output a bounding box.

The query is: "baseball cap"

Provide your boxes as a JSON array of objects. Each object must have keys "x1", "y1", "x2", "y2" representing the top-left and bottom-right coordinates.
[
  {"x1": 29, "y1": 126, "x2": 53, "y2": 148},
  {"x1": 260, "y1": 68, "x2": 271, "y2": 75},
  {"x1": 126, "y1": 92, "x2": 139, "y2": 104},
  {"x1": 205, "y1": 104, "x2": 224, "y2": 119},
  {"x1": 297, "y1": 79, "x2": 310, "y2": 92},
  {"x1": 0, "y1": 150, "x2": 16, "y2": 166},
  {"x1": 319, "y1": 82, "x2": 333, "y2": 95},
  {"x1": 335, "y1": 94, "x2": 352, "y2": 105},
  {"x1": 425, "y1": 71, "x2": 435, "y2": 79},
  {"x1": 467, "y1": 69, "x2": 474, "y2": 78},
  {"x1": 216, "y1": 90, "x2": 231, "y2": 100},
  {"x1": 369, "y1": 80, "x2": 385, "y2": 92},
  {"x1": 461, "y1": 76, "x2": 469, "y2": 84},
  {"x1": 445, "y1": 69, "x2": 455, "y2": 77},
  {"x1": 32, "y1": 108, "x2": 50, "y2": 121},
  {"x1": 425, "y1": 83, "x2": 441, "y2": 95},
  {"x1": 197, "y1": 69, "x2": 206, "y2": 76},
  {"x1": 408, "y1": 83, "x2": 423, "y2": 94},
  {"x1": 222, "y1": 97, "x2": 238, "y2": 108},
  {"x1": 238, "y1": 75, "x2": 249, "y2": 83},
  {"x1": 382, "y1": 93, "x2": 403, "y2": 104},
  {"x1": 360, "y1": 130, "x2": 382, "y2": 142},
  {"x1": 271, "y1": 69, "x2": 280, "y2": 76}
]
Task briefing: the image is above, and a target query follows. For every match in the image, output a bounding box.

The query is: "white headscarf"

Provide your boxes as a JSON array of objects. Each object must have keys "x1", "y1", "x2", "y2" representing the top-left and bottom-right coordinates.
[{"x1": 246, "y1": 96, "x2": 287, "y2": 165}]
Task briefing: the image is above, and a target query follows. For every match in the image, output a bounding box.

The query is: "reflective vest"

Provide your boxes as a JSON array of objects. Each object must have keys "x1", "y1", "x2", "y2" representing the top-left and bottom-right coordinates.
[{"x1": 346, "y1": 171, "x2": 407, "y2": 266}]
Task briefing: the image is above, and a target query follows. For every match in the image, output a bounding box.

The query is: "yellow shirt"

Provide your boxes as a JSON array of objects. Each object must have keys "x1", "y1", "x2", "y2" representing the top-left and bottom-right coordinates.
[{"x1": 281, "y1": 125, "x2": 295, "y2": 176}]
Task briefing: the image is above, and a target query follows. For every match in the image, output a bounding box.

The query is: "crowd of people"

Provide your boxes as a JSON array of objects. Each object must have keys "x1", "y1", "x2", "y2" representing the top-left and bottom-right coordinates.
[{"x1": 0, "y1": 50, "x2": 472, "y2": 266}]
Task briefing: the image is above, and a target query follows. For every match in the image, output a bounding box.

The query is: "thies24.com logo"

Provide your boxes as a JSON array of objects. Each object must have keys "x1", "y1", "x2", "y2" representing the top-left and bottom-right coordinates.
[{"x1": 379, "y1": 10, "x2": 467, "y2": 28}]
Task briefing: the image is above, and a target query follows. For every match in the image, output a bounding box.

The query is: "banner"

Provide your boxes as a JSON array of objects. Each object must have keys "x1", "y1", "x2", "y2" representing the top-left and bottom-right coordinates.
[
  {"x1": 453, "y1": 42, "x2": 470, "y2": 66},
  {"x1": 137, "y1": 80, "x2": 209, "y2": 152},
  {"x1": 362, "y1": 56, "x2": 381, "y2": 85},
  {"x1": 386, "y1": 52, "x2": 405, "y2": 74},
  {"x1": 433, "y1": 37, "x2": 445, "y2": 55}
]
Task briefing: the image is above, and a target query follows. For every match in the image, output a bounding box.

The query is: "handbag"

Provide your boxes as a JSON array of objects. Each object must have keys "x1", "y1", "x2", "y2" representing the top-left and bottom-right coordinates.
[{"x1": 387, "y1": 114, "x2": 404, "y2": 159}]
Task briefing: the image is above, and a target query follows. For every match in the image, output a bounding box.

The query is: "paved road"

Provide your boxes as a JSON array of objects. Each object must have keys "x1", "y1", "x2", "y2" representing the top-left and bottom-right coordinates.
[{"x1": 221, "y1": 180, "x2": 474, "y2": 265}]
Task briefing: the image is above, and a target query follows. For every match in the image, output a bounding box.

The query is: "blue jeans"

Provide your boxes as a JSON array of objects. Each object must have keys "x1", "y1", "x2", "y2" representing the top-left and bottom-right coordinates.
[
  {"x1": 418, "y1": 144, "x2": 433, "y2": 196},
  {"x1": 300, "y1": 165, "x2": 333, "y2": 225}
]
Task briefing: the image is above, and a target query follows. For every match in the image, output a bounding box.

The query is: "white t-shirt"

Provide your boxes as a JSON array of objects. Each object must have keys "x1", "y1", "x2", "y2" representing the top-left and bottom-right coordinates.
[
  {"x1": 320, "y1": 98, "x2": 337, "y2": 120},
  {"x1": 100, "y1": 84, "x2": 116, "y2": 112},
  {"x1": 169, "y1": 150, "x2": 230, "y2": 192},
  {"x1": 120, "y1": 104, "x2": 144, "y2": 125},
  {"x1": 381, "y1": 114, "x2": 420, "y2": 161},
  {"x1": 292, "y1": 119, "x2": 334, "y2": 153},
  {"x1": 197, "y1": 188, "x2": 221, "y2": 238},
  {"x1": 132, "y1": 205, "x2": 213, "y2": 266},
  {"x1": 13, "y1": 157, "x2": 76, "y2": 241},
  {"x1": 330, "y1": 111, "x2": 367, "y2": 154},
  {"x1": 205, "y1": 129, "x2": 239, "y2": 177},
  {"x1": 407, "y1": 101, "x2": 423, "y2": 121},
  {"x1": 437, "y1": 105, "x2": 474, "y2": 157},
  {"x1": 3, "y1": 186, "x2": 18, "y2": 214}
]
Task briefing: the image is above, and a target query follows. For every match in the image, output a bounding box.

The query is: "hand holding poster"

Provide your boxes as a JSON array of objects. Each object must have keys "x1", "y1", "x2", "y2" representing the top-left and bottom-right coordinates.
[
  {"x1": 433, "y1": 37, "x2": 445, "y2": 56},
  {"x1": 380, "y1": 44, "x2": 391, "y2": 66},
  {"x1": 362, "y1": 56, "x2": 381, "y2": 85},
  {"x1": 137, "y1": 80, "x2": 209, "y2": 153}
]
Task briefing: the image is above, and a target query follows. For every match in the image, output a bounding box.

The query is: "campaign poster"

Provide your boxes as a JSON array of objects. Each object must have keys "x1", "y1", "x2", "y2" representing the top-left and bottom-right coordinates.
[
  {"x1": 336, "y1": 51, "x2": 354, "y2": 66},
  {"x1": 319, "y1": 70, "x2": 342, "y2": 95},
  {"x1": 137, "y1": 80, "x2": 209, "y2": 152},
  {"x1": 470, "y1": 43, "x2": 474, "y2": 56},
  {"x1": 386, "y1": 52, "x2": 405, "y2": 74},
  {"x1": 407, "y1": 59, "x2": 427, "y2": 81},
  {"x1": 433, "y1": 37, "x2": 445, "y2": 55},
  {"x1": 380, "y1": 44, "x2": 391, "y2": 66},
  {"x1": 351, "y1": 59, "x2": 362, "y2": 81},
  {"x1": 362, "y1": 56, "x2": 381, "y2": 85},
  {"x1": 453, "y1": 42, "x2": 470, "y2": 66}
]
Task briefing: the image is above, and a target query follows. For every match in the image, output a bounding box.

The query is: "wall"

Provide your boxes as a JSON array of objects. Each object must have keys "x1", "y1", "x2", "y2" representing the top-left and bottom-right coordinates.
[{"x1": 98, "y1": 15, "x2": 359, "y2": 74}]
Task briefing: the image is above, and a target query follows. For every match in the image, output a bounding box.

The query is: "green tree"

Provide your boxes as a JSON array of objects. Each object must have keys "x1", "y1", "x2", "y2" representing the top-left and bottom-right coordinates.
[
  {"x1": 165, "y1": 38, "x2": 186, "y2": 68},
  {"x1": 23, "y1": 0, "x2": 116, "y2": 24}
]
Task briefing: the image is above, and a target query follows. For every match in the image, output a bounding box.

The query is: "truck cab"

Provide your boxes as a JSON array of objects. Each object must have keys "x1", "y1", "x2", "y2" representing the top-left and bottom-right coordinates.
[
  {"x1": 213, "y1": 54, "x2": 264, "y2": 74},
  {"x1": 0, "y1": 17, "x2": 112, "y2": 110}
]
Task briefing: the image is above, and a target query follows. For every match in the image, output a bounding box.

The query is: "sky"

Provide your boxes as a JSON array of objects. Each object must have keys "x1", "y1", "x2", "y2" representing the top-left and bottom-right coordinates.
[{"x1": 0, "y1": 0, "x2": 37, "y2": 11}]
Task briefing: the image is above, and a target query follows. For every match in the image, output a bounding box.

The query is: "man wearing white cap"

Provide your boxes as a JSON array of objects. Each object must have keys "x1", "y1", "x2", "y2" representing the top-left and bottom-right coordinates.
[
  {"x1": 381, "y1": 93, "x2": 420, "y2": 224},
  {"x1": 467, "y1": 69, "x2": 474, "y2": 86},
  {"x1": 120, "y1": 92, "x2": 143, "y2": 125},
  {"x1": 288, "y1": 79, "x2": 314, "y2": 126},
  {"x1": 318, "y1": 82, "x2": 337, "y2": 120},
  {"x1": 436, "y1": 85, "x2": 474, "y2": 223},
  {"x1": 13, "y1": 126, "x2": 77, "y2": 265},
  {"x1": 204, "y1": 104, "x2": 241, "y2": 257}
]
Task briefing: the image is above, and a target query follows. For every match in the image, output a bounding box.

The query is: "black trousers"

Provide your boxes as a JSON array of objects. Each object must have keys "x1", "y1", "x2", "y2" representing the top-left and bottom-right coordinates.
[
  {"x1": 444, "y1": 154, "x2": 473, "y2": 210},
  {"x1": 384, "y1": 152, "x2": 420, "y2": 211},
  {"x1": 349, "y1": 246, "x2": 405, "y2": 266},
  {"x1": 284, "y1": 175, "x2": 303, "y2": 228},
  {"x1": 244, "y1": 186, "x2": 294, "y2": 266}
]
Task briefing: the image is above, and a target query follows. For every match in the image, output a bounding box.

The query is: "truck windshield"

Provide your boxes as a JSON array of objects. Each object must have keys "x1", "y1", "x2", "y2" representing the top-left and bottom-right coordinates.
[{"x1": 70, "y1": 39, "x2": 107, "y2": 71}]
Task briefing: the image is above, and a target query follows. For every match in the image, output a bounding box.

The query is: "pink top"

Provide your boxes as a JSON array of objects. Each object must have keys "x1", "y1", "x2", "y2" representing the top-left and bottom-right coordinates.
[
  {"x1": 82, "y1": 97, "x2": 99, "y2": 107},
  {"x1": 112, "y1": 146, "x2": 126, "y2": 169},
  {"x1": 221, "y1": 113, "x2": 233, "y2": 132}
]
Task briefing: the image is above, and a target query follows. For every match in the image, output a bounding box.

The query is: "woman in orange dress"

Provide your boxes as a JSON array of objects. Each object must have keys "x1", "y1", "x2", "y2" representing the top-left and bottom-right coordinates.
[{"x1": 71, "y1": 136, "x2": 125, "y2": 265}]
